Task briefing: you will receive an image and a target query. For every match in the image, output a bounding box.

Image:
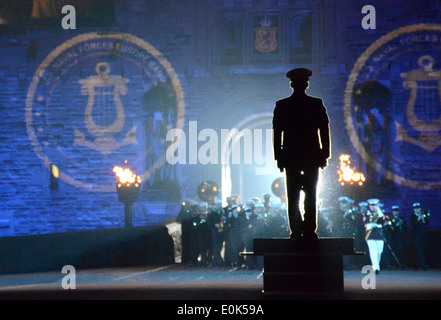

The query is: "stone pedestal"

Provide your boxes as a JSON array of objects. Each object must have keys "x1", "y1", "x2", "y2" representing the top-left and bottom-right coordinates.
[{"x1": 250, "y1": 238, "x2": 361, "y2": 298}]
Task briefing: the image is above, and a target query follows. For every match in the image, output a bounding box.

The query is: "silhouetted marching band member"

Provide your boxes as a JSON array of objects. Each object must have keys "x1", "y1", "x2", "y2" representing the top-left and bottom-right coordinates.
[
  {"x1": 263, "y1": 194, "x2": 272, "y2": 212},
  {"x1": 342, "y1": 198, "x2": 357, "y2": 239},
  {"x1": 196, "y1": 202, "x2": 212, "y2": 266},
  {"x1": 242, "y1": 201, "x2": 264, "y2": 270},
  {"x1": 355, "y1": 202, "x2": 370, "y2": 266},
  {"x1": 410, "y1": 202, "x2": 430, "y2": 270},
  {"x1": 207, "y1": 199, "x2": 225, "y2": 267},
  {"x1": 343, "y1": 198, "x2": 358, "y2": 269},
  {"x1": 317, "y1": 207, "x2": 334, "y2": 237},
  {"x1": 224, "y1": 201, "x2": 243, "y2": 268},
  {"x1": 177, "y1": 200, "x2": 199, "y2": 265},
  {"x1": 266, "y1": 203, "x2": 289, "y2": 238},
  {"x1": 334, "y1": 196, "x2": 348, "y2": 237},
  {"x1": 241, "y1": 200, "x2": 255, "y2": 265},
  {"x1": 385, "y1": 205, "x2": 408, "y2": 269}
]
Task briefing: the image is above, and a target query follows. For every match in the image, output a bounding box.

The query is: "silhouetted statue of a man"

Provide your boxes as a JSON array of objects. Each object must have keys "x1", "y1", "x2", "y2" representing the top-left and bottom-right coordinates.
[{"x1": 273, "y1": 68, "x2": 331, "y2": 241}]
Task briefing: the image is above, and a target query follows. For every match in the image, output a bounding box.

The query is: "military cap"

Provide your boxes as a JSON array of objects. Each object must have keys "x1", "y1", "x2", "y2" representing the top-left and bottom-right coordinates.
[
  {"x1": 367, "y1": 199, "x2": 380, "y2": 205},
  {"x1": 391, "y1": 205, "x2": 400, "y2": 210},
  {"x1": 338, "y1": 196, "x2": 349, "y2": 202},
  {"x1": 286, "y1": 68, "x2": 312, "y2": 81},
  {"x1": 413, "y1": 202, "x2": 421, "y2": 208},
  {"x1": 359, "y1": 202, "x2": 368, "y2": 207}
]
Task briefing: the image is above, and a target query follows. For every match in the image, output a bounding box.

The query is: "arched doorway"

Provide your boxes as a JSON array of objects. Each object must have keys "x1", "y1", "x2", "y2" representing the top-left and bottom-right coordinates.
[{"x1": 220, "y1": 112, "x2": 283, "y2": 204}]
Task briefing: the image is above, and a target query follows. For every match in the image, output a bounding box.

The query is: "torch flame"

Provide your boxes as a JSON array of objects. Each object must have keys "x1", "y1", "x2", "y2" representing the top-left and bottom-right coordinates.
[
  {"x1": 113, "y1": 166, "x2": 142, "y2": 184},
  {"x1": 338, "y1": 154, "x2": 366, "y2": 186}
]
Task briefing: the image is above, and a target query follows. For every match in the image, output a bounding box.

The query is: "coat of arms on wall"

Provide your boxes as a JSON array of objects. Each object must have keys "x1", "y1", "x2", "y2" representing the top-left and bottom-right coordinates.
[{"x1": 254, "y1": 15, "x2": 279, "y2": 54}]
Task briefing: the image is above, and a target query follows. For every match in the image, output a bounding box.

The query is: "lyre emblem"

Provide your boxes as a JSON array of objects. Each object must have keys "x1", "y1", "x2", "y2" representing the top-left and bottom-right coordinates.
[
  {"x1": 396, "y1": 55, "x2": 441, "y2": 153},
  {"x1": 74, "y1": 62, "x2": 137, "y2": 156}
]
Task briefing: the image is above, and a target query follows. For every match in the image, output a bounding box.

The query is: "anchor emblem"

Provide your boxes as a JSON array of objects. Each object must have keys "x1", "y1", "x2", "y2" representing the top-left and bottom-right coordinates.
[
  {"x1": 396, "y1": 55, "x2": 441, "y2": 153},
  {"x1": 75, "y1": 62, "x2": 137, "y2": 156}
]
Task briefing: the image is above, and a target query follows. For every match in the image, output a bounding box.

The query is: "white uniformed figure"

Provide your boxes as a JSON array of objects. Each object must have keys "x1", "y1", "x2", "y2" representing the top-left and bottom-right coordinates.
[{"x1": 364, "y1": 198, "x2": 386, "y2": 274}]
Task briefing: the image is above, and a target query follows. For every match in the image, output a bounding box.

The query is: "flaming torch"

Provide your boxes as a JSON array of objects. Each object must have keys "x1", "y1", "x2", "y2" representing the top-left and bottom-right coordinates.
[
  {"x1": 338, "y1": 154, "x2": 366, "y2": 186},
  {"x1": 113, "y1": 163, "x2": 142, "y2": 228}
]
